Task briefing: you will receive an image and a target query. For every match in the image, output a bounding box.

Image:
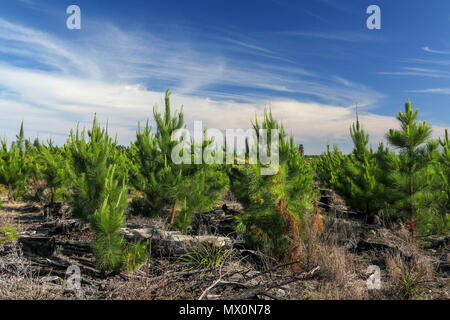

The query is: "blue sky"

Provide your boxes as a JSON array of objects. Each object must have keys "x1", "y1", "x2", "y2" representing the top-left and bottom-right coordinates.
[{"x1": 0, "y1": 0, "x2": 449, "y2": 154}]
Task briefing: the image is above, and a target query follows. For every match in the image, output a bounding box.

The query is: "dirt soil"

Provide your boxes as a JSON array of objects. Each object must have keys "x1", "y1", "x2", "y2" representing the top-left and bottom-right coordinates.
[{"x1": 0, "y1": 193, "x2": 448, "y2": 300}]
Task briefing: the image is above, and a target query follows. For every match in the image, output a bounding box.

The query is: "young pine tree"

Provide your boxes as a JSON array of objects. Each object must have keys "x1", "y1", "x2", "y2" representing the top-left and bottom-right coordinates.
[
  {"x1": 231, "y1": 109, "x2": 314, "y2": 260},
  {"x1": 90, "y1": 165, "x2": 127, "y2": 273},
  {"x1": 385, "y1": 100, "x2": 437, "y2": 235},
  {"x1": 336, "y1": 109, "x2": 383, "y2": 215},
  {"x1": 174, "y1": 132, "x2": 229, "y2": 233},
  {"x1": 437, "y1": 129, "x2": 450, "y2": 212},
  {"x1": 431, "y1": 129, "x2": 450, "y2": 234},
  {"x1": 65, "y1": 116, "x2": 130, "y2": 272},
  {"x1": 130, "y1": 90, "x2": 184, "y2": 221},
  {"x1": 36, "y1": 139, "x2": 68, "y2": 204},
  {"x1": 0, "y1": 122, "x2": 32, "y2": 200},
  {"x1": 314, "y1": 143, "x2": 345, "y2": 189},
  {"x1": 65, "y1": 115, "x2": 128, "y2": 221},
  {"x1": 130, "y1": 90, "x2": 229, "y2": 231}
]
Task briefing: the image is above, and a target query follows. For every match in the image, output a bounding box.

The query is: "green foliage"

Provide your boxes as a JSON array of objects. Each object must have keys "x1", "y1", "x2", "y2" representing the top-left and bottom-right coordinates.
[
  {"x1": 63, "y1": 116, "x2": 131, "y2": 273},
  {"x1": 429, "y1": 129, "x2": 450, "y2": 233},
  {"x1": 130, "y1": 90, "x2": 228, "y2": 231},
  {"x1": 398, "y1": 267, "x2": 427, "y2": 300},
  {"x1": 174, "y1": 198, "x2": 191, "y2": 234},
  {"x1": 175, "y1": 163, "x2": 229, "y2": 233},
  {"x1": 124, "y1": 240, "x2": 149, "y2": 273},
  {"x1": 1, "y1": 92, "x2": 449, "y2": 263},
  {"x1": 130, "y1": 90, "x2": 186, "y2": 216},
  {"x1": 35, "y1": 139, "x2": 68, "y2": 204},
  {"x1": 129, "y1": 120, "x2": 159, "y2": 213},
  {"x1": 313, "y1": 143, "x2": 345, "y2": 188},
  {"x1": 178, "y1": 242, "x2": 229, "y2": 271},
  {"x1": 436, "y1": 129, "x2": 450, "y2": 211},
  {"x1": 314, "y1": 101, "x2": 449, "y2": 236},
  {"x1": 314, "y1": 109, "x2": 390, "y2": 216},
  {"x1": 154, "y1": 89, "x2": 184, "y2": 160},
  {"x1": 65, "y1": 115, "x2": 128, "y2": 221},
  {"x1": 385, "y1": 101, "x2": 438, "y2": 230},
  {"x1": 231, "y1": 109, "x2": 314, "y2": 259},
  {"x1": 90, "y1": 165, "x2": 128, "y2": 273},
  {"x1": 0, "y1": 122, "x2": 33, "y2": 200},
  {"x1": 334, "y1": 109, "x2": 384, "y2": 215},
  {"x1": 0, "y1": 225, "x2": 19, "y2": 244}
]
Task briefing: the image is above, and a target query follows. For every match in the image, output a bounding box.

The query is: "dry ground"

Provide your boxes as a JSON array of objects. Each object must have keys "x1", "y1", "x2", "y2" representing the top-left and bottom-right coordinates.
[{"x1": 0, "y1": 194, "x2": 448, "y2": 300}]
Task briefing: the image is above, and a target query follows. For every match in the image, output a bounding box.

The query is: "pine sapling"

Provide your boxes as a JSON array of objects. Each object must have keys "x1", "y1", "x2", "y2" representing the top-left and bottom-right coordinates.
[
  {"x1": 385, "y1": 100, "x2": 436, "y2": 236},
  {"x1": 90, "y1": 165, "x2": 127, "y2": 273}
]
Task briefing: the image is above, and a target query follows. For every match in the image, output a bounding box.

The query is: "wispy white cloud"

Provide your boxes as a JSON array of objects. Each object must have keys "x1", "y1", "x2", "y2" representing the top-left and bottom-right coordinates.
[
  {"x1": 0, "y1": 17, "x2": 101, "y2": 78},
  {"x1": 377, "y1": 66, "x2": 450, "y2": 79},
  {"x1": 0, "y1": 17, "x2": 392, "y2": 153},
  {"x1": 0, "y1": 68, "x2": 403, "y2": 154},
  {"x1": 0, "y1": 64, "x2": 444, "y2": 154},
  {"x1": 276, "y1": 30, "x2": 382, "y2": 43},
  {"x1": 0, "y1": 17, "x2": 384, "y2": 102},
  {"x1": 422, "y1": 46, "x2": 450, "y2": 55},
  {"x1": 16, "y1": 0, "x2": 58, "y2": 15},
  {"x1": 409, "y1": 88, "x2": 450, "y2": 95},
  {"x1": 303, "y1": 9, "x2": 329, "y2": 24},
  {"x1": 202, "y1": 35, "x2": 296, "y2": 64},
  {"x1": 380, "y1": 48, "x2": 450, "y2": 82},
  {"x1": 401, "y1": 57, "x2": 450, "y2": 67}
]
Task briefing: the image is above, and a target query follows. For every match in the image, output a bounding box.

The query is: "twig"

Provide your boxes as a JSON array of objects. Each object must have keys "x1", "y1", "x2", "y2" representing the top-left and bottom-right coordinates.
[
  {"x1": 122, "y1": 267, "x2": 217, "y2": 282},
  {"x1": 244, "y1": 259, "x2": 304, "y2": 281},
  {"x1": 145, "y1": 237, "x2": 152, "y2": 289},
  {"x1": 232, "y1": 265, "x2": 320, "y2": 300},
  {"x1": 258, "y1": 292, "x2": 280, "y2": 300},
  {"x1": 198, "y1": 249, "x2": 233, "y2": 300}
]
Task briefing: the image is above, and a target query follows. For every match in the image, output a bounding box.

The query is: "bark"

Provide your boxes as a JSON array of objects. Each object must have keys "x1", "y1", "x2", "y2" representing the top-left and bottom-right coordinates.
[{"x1": 169, "y1": 202, "x2": 176, "y2": 225}]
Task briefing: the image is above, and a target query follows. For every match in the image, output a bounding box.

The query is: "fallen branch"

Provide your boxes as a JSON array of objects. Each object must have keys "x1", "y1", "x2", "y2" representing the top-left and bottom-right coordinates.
[{"x1": 231, "y1": 265, "x2": 320, "y2": 300}]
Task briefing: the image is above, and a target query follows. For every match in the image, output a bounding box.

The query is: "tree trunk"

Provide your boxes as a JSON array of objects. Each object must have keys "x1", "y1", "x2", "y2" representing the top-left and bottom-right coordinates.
[
  {"x1": 51, "y1": 186, "x2": 55, "y2": 205},
  {"x1": 32, "y1": 173, "x2": 39, "y2": 186},
  {"x1": 409, "y1": 217, "x2": 415, "y2": 238},
  {"x1": 169, "y1": 202, "x2": 176, "y2": 225},
  {"x1": 409, "y1": 158, "x2": 415, "y2": 237}
]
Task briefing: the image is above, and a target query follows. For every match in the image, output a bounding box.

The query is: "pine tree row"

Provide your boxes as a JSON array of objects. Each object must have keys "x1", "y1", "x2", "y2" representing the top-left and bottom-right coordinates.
[
  {"x1": 1, "y1": 96, "x2": 448, "y2": 272},
  {"x1": 315, "y1": 101, "x2": 449, "y2": 236}
]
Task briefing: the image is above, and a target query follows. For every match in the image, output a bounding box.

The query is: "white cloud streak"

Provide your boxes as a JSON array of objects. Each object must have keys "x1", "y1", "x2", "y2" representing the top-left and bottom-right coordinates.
[
  {"x1": 0, "y1": 17, "x2": 407, "y2": 154},
  {"x1": 409, "y1": 88, "x2": 450, "y2": 95},
  {"x1": 276, "y1": 30, "x2": 382, "y2": 43},
  {"x1": 422, "y1": 46, "x2": 450, "y2": 55},
  {"x1": 377, "y1": 67, "x2": 450, "y2": 79}
]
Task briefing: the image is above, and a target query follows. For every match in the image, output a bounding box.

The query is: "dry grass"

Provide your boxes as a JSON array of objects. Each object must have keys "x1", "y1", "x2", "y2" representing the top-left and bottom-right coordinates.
[
  {"x1": 112, "y1": 270, "x2": 189, "y2": 300},
  {"x1": 125, "y1": 214, "x2": 169, "y2": 231},
  {"x1": 384, "y1": 251, "x2": 434, "y2": 300},
  {"x1": 113, "y1": 259, "x2": 225, "y2": 300},
  {"x1": 0, "y1": 211, "x2": 15, "y2": 229},
  {"x1": 297, "y1": 214, "x2": 445, "y2": 300},
  {"x1": 374, "y1": 224, "x2": 436, "y2": 299},
  {"x1": 0, "y1": 199, "x2": 446, "y2": 300},
  {"x1": 300, "y1": 215, "x2": 369, "y2": 299},
  {"x1": 0, "y1": 244, "x2": 67, "y2": 299}
]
